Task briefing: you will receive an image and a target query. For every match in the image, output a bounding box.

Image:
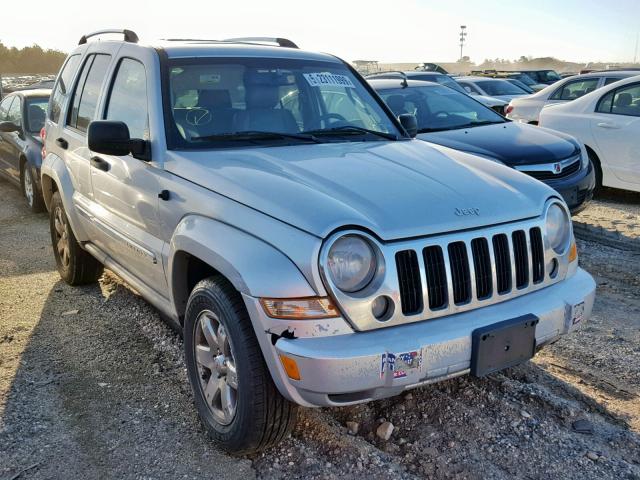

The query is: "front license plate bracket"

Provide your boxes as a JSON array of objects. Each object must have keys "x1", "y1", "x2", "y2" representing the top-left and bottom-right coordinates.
[{"x1": 471, "y1": 314, "x2": 538, "y2": 377}]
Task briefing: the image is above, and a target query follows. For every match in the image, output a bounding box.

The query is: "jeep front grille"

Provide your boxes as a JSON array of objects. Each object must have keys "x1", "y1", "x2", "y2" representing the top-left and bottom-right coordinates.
[{"x1": 395, "y1": 226, "x2": 545, "y2": 317}]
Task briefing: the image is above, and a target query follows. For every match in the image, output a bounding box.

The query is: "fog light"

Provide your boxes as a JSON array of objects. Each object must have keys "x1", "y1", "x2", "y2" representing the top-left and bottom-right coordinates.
[
  {"x1": 279, "y1": 354, "x2": 301, "y2": 380},
  {"x1": 372, "y1": 296, "x2": 389, "y2": 319},
  {"x1": 548, "y1": 258, "x2": 559, "y2": 278}
]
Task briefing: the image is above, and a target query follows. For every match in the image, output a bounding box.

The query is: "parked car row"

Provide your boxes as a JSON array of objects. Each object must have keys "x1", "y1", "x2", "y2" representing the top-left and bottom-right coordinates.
[{"x1": 1, "y1": 30, "x2": 619, "y2": 455}]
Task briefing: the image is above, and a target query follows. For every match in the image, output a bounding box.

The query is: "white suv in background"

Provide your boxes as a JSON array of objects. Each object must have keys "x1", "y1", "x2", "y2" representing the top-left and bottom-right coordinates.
[{"x1": 506, "y1": 70, "x2": 640, "y2": 124}]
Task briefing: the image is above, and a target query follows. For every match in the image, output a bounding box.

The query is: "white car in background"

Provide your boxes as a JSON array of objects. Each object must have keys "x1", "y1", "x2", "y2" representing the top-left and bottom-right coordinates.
[
  {"x1": 539, "y1": 75, "x2": 640, "y2": 193},
  {"x1": 455, "y1": 77, "x2": 530, "y2": 102},
  {"x1": 506, "y1": 71, "x2": 640, "y2": 125}
]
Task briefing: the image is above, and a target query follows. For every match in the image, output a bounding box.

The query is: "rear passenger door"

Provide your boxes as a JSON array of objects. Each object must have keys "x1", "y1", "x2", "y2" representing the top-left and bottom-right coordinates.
[
  {"x1": 61, "y1": 53, "x2": 112, "y2": 215},
  {"x1": 591, "y1": 82, "x2": 640, "y2": 186},
  {"x1": 88, "y1": 56, "x2": 167, "y2": 294},
  {"x1": 0, "y1": 96, "x2": 17, "y2": 180}
]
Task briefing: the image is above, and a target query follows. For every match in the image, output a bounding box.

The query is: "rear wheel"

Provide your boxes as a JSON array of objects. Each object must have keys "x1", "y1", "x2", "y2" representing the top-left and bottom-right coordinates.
[
  {"x1": 50, "y1": 191, "x2": 103, "y2": 285},
  {"x1": 184, "y1": 276, "x2": 297, "y2": 454},
  {"x1": 21, "y1": 162, "x2": 44, "y2": 213}
]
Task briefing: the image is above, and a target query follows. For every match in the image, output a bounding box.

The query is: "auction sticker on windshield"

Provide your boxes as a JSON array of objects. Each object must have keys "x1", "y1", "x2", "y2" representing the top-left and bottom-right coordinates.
[{"x1": 303, "y1": 72, "x2": 355, "y2": 88}]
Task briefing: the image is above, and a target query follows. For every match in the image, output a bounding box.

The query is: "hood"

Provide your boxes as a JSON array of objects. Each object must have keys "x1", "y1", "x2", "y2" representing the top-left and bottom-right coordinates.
[
  {"x1": 164, "y1": 140, "x2": 553, "y2": 241},
  {"x1": 419, "y1": 122, "x2": 579, "y2": 166}
]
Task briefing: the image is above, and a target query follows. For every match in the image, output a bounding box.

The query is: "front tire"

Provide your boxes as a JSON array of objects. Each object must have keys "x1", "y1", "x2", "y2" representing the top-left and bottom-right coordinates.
[
  {"x1": 184, "y1": 276, "x2": 297, "y2": 454},
  {"x1": 49, "y1": 191, "x2": 103, "y2": 285}
]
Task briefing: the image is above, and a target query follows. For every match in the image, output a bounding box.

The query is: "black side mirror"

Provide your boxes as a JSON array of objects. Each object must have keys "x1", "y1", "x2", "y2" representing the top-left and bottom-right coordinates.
[
  {"x1": 88, "y1": 120, "x2": 151, "y2": 161},
  {"x1": 398, "y1": 114, "x2": 418, "y2": 138},
  {"x1": 0, "y1": 121, "x2": 21, "y2": 134}
]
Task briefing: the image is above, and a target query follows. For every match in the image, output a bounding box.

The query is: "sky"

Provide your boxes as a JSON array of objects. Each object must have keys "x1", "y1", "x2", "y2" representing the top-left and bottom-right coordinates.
[{"x1": 2, "y1": 0, "x2": 639, "y2": 63}]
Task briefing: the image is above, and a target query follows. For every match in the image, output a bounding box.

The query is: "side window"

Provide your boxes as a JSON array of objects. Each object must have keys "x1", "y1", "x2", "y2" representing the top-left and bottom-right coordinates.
[
  {"x1": 610, "y1": 84, "x2": 640, "y2": 117},
  {"x1": 67, "y1": 54, "x2": 111, "y2": 133},
  {"x1": 550, "y1": 79, "x2": 600, "y2": 100},
  {"x1": 7, "y1": 97, "x2": 22, "y2": 125},
  {"x1": 105, "y1": 58, "x2": 149, "y2": 139},
  {"x1": 604, "y1": 77, "x2": 621, "y2": 86},
  {"x1": 49, "y1": 54, "x2": 81, "y2": 123},
  {"x1": 0, "y1": 96, "x2": 15, "y2": 122}
]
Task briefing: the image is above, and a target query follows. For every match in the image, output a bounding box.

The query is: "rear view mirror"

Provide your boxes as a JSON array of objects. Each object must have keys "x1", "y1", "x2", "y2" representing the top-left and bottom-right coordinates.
[
  {"x1": 88, "y1": 120, "x2": 151, "y2": 161},
  {"x1": 398, "y1": 113, "x2": 418, "y2": 138},
  {"x1": 0, "y1": 121, "x2": 20, "y2": 133}
]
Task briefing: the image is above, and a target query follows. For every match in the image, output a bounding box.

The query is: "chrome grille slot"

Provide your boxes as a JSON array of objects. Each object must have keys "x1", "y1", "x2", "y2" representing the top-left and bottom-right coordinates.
[
  {"x1": 492, "y1": 234, "x2": 512, "y2": 294},
  {"x1": 530, "y1": 227, "x2": 544, "y2": 284},
  {"x1": 448, "y1": 241, "x2": 471, "y2": 305},
  {"x1": 512, "y1": 230, "x2": 529, "y2": 289},
  {"x1": 395, "y1": 250, "x2": 423, "y2": 315},
  {"x1": 471, "y1": 238, "x2": 492, "y2": 300},
  {"x1": 423, "y1": 246, "x2": 448, "y2": 310}
]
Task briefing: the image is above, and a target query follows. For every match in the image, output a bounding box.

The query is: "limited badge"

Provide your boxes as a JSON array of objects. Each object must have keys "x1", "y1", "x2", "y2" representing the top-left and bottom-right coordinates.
[{"x1": 380, "y1": 350, "x2": 422, "y2": 379}]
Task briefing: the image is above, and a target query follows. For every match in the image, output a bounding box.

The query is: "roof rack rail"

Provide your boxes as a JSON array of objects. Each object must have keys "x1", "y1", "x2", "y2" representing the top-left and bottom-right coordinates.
[
  {"x1": 223, "y1": 37, "x2": 298, "y2": 48},
  {"x1": 79, "y1": 29, "x2": 139, "y2": 45}
]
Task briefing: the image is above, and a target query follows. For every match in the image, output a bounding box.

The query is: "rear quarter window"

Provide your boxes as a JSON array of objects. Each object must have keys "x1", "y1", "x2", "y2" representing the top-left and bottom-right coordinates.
[{"x1": 49, "y1": 54, "x2": 81, "y2": 123}]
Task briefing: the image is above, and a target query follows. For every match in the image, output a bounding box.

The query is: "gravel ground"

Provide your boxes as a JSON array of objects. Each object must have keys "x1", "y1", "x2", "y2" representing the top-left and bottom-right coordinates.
[{"x1": 1, "y1": 180, "x2": 639, "y2": 480}]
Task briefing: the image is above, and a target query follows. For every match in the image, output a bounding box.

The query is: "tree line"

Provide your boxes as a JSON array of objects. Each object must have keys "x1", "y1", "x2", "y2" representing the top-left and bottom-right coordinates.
[{"x1": 0, "y1": 41, "x2": 66, "y2": 74}]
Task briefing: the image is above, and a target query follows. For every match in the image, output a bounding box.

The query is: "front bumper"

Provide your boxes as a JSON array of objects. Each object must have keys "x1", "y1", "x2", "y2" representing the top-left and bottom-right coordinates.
[
  {"x1": 255, "y1": 267, "x2": 595, "y2": 407},
  {"x1": 546, "y1": 165, "x2": 595, "y2": 215}
]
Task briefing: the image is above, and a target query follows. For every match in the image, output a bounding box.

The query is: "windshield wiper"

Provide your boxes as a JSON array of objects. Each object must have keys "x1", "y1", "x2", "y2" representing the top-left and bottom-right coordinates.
[
  {"x1": 191, "y1": 130, "x2": 321, "y2": 143},
  {"x1": 418, "y1": 120, "x2": 504, "y2": 133},
  {"x1": 303, "y1": 125, "x2": 398, "y2": 140}
]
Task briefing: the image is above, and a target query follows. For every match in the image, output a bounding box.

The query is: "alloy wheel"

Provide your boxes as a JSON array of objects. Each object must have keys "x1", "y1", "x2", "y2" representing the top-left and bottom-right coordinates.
[
  {"x1": 23, "y1": 167, "x2": 34, "y2": 207},
  {"x1": 53, "y1": 206, "x2": 70, "y2": 269},
  {"x1": 194, "y1": 310, "x2": 238, "y2": 425}
]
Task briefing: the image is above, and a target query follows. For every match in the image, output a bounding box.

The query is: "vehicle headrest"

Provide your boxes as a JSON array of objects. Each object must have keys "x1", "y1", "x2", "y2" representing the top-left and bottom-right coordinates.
[
  {"x1": 198, "y1": 89, "x2": 231, "y2": 108},
  {"x1": 616, "y1": 92, "x2": 632, "y2": 107}
]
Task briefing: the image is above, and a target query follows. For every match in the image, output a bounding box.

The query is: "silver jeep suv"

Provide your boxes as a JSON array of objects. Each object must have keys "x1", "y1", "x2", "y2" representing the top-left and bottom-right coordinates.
[{"x1": 42, "y1": 29, "x2": 596, "y2": 453}]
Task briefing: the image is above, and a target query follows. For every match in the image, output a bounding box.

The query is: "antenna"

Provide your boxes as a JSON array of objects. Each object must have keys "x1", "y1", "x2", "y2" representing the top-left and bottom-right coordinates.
[
  {"x1": 459, "y1": 26, "x2": 468, "y2": 61},
  {"x1": 634, "y1": 32, "x2": 639, "y2": 64}
]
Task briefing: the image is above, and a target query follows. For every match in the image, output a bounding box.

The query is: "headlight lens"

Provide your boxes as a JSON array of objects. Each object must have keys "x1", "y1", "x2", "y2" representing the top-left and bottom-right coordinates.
[
  {"x1": 546, "y1": 203, "x2": 571, "y2": 253},
  {"x1": 327, "y1": 235, "x2": 376, "y2": 293}
]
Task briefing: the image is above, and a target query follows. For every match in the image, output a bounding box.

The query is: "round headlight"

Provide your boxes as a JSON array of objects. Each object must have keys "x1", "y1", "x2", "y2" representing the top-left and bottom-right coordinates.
[
  {"x1": 327, "y1": 235, "x2": 376, "y2": 293},
  {"x1": 546, "y1": 203, "x2": 570, "y2": 253}
]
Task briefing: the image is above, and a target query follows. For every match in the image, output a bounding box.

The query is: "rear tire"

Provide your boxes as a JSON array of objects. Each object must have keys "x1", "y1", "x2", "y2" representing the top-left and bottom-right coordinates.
[
  {"x1": 21, "y1": 162, "x2": 45, "y2": 213},
  {"x1": 184, "y1": 276, "x2": 297, "y2": 454},
  {"x1": 49, "y1": 191, "x2": 103, "y2": 285}
]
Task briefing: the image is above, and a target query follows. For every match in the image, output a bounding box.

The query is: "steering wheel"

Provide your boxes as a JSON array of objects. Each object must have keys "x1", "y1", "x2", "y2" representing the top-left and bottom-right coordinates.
[
  {"x1": 185, "y1": 108, "x2": 213, "y2": 126},
  {"x1": 319, "y1": 113, "x2": 347, "y2": 126}
]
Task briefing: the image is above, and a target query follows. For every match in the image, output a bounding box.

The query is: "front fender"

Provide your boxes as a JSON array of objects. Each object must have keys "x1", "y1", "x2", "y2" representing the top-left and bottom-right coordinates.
[
  {"x1": 40, "y1": 153, "x2": 91, "y2": 241},
  {"x1": 168, "y1": 215, "x2": 317, "y2": 316}
]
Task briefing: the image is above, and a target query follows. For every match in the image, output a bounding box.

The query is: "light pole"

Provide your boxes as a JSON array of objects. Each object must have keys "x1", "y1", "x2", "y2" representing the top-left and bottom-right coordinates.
[{"x1": 459, "y1": 25, "x2": 467, "y2": 61}]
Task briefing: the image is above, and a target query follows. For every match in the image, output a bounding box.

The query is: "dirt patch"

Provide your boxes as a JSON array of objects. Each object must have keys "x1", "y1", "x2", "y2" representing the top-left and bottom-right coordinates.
[{"x1": 1, "y1": 179, "x2": 639, "y2": 480}]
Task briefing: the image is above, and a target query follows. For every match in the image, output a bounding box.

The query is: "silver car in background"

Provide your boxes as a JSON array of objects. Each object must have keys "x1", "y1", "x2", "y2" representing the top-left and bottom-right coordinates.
[{"x1": 506, "y1": 70, "x2": 640, "y2": 124}]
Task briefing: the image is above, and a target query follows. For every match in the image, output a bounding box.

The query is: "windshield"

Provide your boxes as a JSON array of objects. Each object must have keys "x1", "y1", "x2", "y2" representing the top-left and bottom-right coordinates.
[
  {"x1": 377, "y1": 84, "x2": 505, "y2": 133},
  {"x1": 475, "y1": 80, "x2": 526, "y2": 96},
  {"x1": 165, "y1": 58, "x2": 401, "y2": 148},
  {"x1": 25, "y1": 98, "x2": 49, "y2": 133},
  {"x1": 513, "y1": 74, "x2": 536, "y2": 86}
]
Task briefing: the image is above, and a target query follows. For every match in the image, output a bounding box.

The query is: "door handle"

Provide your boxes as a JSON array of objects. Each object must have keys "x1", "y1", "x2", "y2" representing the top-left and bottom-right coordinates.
[
  {"x1": 90, "y1": 156, "x2": 110, "y2": 172},
  {"x1": 55, "y1": 137, "x2": 68, "y2": 149},
  {"x1": 596, "y1": 122, "x2": 620, "y2": 129}
]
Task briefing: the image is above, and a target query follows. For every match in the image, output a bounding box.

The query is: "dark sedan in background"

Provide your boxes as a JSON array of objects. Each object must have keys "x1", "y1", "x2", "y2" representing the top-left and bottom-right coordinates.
[
  {"x1": 0, "y1": 89, "x2": 50, "y2": 212},
  {"x1": 369, "y1": 78, "x2": 595, "y2": 213}
]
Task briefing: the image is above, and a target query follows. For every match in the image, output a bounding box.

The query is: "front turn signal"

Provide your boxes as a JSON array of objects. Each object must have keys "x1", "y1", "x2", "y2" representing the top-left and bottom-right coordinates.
[
  {"x1": 568, "y1": 240, "x2": 578, "y2": 263},
  {"x1": 279, "y1": 354, "x2": 301, "y2": 380},
  {"x1": 260, "y1": 297, "x2": 339, "y2": 319}
]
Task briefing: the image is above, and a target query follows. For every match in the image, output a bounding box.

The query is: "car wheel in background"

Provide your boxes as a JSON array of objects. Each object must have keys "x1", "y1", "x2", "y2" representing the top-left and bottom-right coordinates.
[
  {"x1": 49, "y1": 191, "x2": 103, "y2": 285},
  {"x1": 21, "y1": 162, "x2": 45, "y2": 213},
  {"x1": 184, "y1": 276, "x2": 297, "y2": 454},
  {"x1": 587, "y1": 149, "x2": 603, "y2": 193}
]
